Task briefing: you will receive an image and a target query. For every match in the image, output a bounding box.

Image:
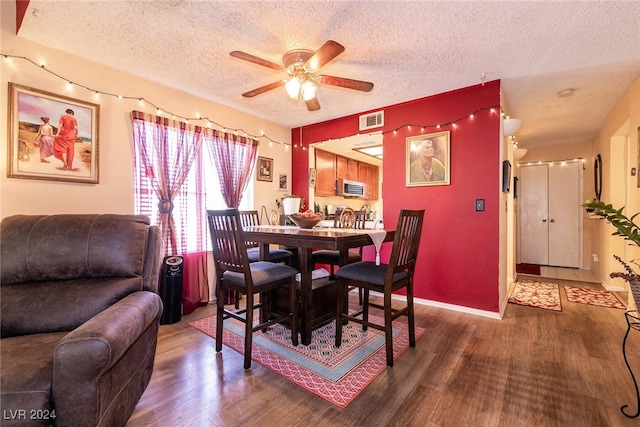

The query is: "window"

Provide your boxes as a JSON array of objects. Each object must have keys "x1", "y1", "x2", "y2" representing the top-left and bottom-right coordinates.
[{"x1": 133, "y1": 121, "x2": 253, "y2": 254}]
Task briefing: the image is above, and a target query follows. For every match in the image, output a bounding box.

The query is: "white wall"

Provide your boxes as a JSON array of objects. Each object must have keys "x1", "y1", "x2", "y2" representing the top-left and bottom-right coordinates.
[{"x1": 1, "y1": 1, "x2": 291, "y2": 219}]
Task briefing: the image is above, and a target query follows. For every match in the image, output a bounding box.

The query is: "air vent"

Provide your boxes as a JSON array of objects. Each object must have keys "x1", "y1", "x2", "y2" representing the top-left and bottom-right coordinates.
[{"x1": 359, "y1": 111, "x2": 384, "y2": 131}]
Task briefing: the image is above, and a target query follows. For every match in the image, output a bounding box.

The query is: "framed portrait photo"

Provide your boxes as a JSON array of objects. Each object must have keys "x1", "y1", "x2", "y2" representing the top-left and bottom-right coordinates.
[
  {"x1": 7, "y1": 82, "x2": 100, "y2": 184},
  {"x1": 406, "y1": 131, "x2": 450, "y2": 187},
  {"x1": 278, "y1": 173, "x2": 288, "y2": 191},
  {"x1": 309, "y1": 168, "x2": 317, "y2": 188},
  {"x1": 257, "y1": 156, "x2": 273, "y2": 182}
]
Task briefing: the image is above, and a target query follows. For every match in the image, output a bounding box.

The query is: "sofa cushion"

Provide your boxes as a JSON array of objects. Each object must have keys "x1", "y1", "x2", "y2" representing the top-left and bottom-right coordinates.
[
  {"x1": 1, "y1": 277, "x2": 143, "y2": 338},
  {"x1": 0, "y1": 332, "x2": 66, "y2": 427},
  {"x1": 0, "y1": 214, "x2": 151, "y2": 284}
]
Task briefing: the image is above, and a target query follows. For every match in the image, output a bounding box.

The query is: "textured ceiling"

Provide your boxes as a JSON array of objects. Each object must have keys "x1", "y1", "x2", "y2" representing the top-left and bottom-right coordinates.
[{"x1": 16, "y1": 0, "x2": 640, "y2": 149}]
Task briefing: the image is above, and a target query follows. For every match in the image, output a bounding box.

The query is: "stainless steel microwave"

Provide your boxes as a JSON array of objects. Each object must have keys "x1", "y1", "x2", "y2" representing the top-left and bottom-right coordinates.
[{"x1": 336, "y1": 178, "x2": 365, "y2": 197}]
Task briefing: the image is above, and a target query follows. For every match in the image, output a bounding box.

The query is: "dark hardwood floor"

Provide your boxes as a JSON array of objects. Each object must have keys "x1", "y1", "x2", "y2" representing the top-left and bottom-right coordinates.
[{"x1": 127, "y1": 277, "x2": 640, "y2": 426}]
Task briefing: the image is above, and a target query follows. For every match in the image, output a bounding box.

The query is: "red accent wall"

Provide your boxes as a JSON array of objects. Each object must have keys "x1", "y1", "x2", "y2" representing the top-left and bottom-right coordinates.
[
  {"x1": 292, "y1": 81, "x2": 502, "y2": 312},
  {"x1": 16, "y1": 1, "x2": 30, "y2": 34}
]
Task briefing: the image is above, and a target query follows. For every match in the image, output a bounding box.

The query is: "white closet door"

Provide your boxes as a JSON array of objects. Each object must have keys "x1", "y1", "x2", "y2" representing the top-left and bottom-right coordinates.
[
  {"x1": 518, "y1": 164, "x2": 549, "y2": 265},
  {"x1": 517, "y1": 162, "x2": 582, "y2": 268},
  {"x1": 548, "y1": 162, "x2": 581, "y2": 268}
]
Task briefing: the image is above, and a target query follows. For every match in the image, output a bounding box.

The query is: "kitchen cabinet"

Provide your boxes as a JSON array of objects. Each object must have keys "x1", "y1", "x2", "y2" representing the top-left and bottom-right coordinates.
[
  {"x1": 358, "y1": 162, "x2": 379, "y2": 200},
  {"x1": 315, "y1": 149, "x2": 336, "y2": 196},
  {"x1": 315, "y1": 149, "x2": 379, "y2": 200},
  {"x1": 367, "y1": 164, "x2": 379, "y2": 200},
  {"x1": 336, "y1": 155, "x2": 358, "y2": 180}
]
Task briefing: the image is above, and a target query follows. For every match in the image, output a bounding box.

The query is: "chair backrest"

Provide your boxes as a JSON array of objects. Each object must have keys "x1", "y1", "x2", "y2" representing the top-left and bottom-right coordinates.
[
  {"x1": 385, "y1": 209, "x2": 425, "y2": 280},
  {"x1": 239, "y1": 210, "x2": 260, "y2": 249},
  {"x1": 206, "y1": 209, "x2": 253, "y2": 285},
  {"x1": 335, "y1": 208, "x2": 366, "y2": 229}
]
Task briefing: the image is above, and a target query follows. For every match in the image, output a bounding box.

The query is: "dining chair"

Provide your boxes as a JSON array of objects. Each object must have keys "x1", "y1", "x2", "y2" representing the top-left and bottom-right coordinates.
[
  {"x1": 311, "y1": 208, "x2": 366, "y2": 275},
  {"x1": 236, "y1": 210, "x2": 294, "y2": 309},
  {"x1": 239, "y1": 210, "x2": 293, "y2": 264},
  {"x1": 207, "y1": 208, "x2": 298, "y2": 369},
  {"x1": 334, "y1": 209, "x2": 425, "y2": 367},
  {"x1": 311, "y1": 208, "x2": 367, "y2": 304}
]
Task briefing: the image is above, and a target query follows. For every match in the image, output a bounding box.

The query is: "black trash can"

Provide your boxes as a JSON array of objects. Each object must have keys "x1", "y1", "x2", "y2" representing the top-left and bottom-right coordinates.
[{"x1": 159, "y1": 255, "x2": 183, "y2": 325}]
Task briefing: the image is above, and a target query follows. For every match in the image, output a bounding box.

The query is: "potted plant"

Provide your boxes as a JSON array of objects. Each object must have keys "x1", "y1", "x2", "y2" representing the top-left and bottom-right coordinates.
[
  {"x1": 582, "y1": 199, "x2": 640, "y2": 303},
  {"x1": 276, "y1": 194, "x2": 305, "y2": 215}
]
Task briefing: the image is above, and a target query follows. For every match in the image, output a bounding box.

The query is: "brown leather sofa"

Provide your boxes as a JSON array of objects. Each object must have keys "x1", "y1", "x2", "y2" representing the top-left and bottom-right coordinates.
[{"x1": 0, "y1": 214, "x2": 164, "y2": 427}]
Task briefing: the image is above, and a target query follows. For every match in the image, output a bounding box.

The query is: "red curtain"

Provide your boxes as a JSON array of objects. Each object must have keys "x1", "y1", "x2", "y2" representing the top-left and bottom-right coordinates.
[
  {"x1": 204, "y1": 131, "x2": 258, "y2": 304},
  {"x1": 206, "y1": 130, "x2": 258, "y2": 208},
  {"x1": 131, "y1": 111, "x2": 209, "y2": 314},
  {"x1": 131, "y1": 111, "x2": 203, "y2": 254}
]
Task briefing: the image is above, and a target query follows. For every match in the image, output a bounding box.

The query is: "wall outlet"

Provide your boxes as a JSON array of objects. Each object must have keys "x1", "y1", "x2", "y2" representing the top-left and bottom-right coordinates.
[
  {"x1": 592, "y1": 254, "x2": 599, "y2": 262},
  {"x1": 475, "y1": 199, "x2": 485, "y2": 211}
]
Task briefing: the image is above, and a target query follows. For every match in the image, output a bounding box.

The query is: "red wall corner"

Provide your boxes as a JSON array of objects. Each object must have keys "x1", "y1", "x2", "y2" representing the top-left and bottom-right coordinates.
[{"x1": 16, "y1": 0, "x2": 30, "y2": 34}]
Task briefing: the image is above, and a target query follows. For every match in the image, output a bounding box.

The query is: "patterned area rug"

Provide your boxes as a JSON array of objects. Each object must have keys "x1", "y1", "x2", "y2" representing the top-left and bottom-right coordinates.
[
  {"x1": 564, "y1": 286, "x2": 626, "y2": 309},
  {"x1": 509, "y1": 280, "x2": 562, "y2": 311},
  {"x1": 189, "y1": 314, "x2": 426, "y2": 408}
]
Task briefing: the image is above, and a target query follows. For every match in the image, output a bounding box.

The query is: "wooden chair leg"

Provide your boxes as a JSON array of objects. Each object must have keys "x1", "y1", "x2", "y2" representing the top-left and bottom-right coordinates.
[
  {"x1": 384, "y1": 291, "x2": 394, "y2": 367},
  {"x1": 244, "y1": 292, "x2": 254, "y2": 369},
  {"x1": 290, "y1": 279, "x2": 298, "y2": 346},
  {"x1": 362, "y1": 289, "x2": 370, "y2": 331},
  {"x1": 215, "y1": 283, "x2": 225, "y2": 353},
  {"x1": 407, "y1": 280, "x2": 416, "y2": 348},
  {"x1": 335, "y1": 279, "x2": 344, "y2": 347},
  {"x1": 235, "y1": 290, "x2": 241, "y2": 309}
]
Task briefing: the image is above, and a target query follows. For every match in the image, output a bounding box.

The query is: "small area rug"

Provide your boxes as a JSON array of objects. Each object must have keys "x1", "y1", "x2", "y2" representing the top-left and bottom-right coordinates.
[
  {"x1": 564, "y1": 286, "x2": 626, "y2": 309},
  {"x1": 516, "y1": 263, "x2": 541, "y2": 275},
  {"x1": 190, "y1": 314, "x2": 426, "y2": 408},
  {"x1": 509, "y1": 280, "x2": 562, "y2": 311}
]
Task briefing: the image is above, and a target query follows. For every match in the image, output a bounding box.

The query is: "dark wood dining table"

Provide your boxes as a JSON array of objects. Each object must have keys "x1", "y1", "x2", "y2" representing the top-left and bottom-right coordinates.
[{"x1": 242, "y1": 224, "x2": 394, "y2": 345}]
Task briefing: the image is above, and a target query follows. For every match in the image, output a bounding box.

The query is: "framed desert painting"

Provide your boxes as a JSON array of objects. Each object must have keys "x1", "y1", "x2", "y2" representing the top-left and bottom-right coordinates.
[
  {"x1": 406, "y1": 131, "x2": 450, "y2": 187},
  {"x1": 7, "y1": 82, "x2": 100, "y2": 184}
]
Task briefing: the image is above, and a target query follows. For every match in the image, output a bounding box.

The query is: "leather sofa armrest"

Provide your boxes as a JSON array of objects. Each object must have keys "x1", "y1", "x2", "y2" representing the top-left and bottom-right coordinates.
[
  {"x1": 143, "y1": 225, "x2": 163, "y2": 293},
  {"x1": 52, "y1": 291, "x2": 163, "y2": 423}
]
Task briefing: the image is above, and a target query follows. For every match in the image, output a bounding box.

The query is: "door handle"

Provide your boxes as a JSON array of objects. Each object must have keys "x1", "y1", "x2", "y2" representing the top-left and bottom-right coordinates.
[
  {"x1": 542, "y1": 219, "x2": 547, "y2": 222},
  {"x1": 550, "y1": 219, "x2": 555, "y2": 223}
]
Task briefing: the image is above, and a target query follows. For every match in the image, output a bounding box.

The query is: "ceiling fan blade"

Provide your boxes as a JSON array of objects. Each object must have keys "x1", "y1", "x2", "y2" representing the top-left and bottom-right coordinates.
[
  {"x1": 230, "y1": 51, "x2": 284, "y2": 71},
  {"x1": 305, "y1": 97, "x2": 321, "y2": 111},
  {"x1": 304, "y1": 40, "x2": 345, "y2": 72},
  {"x1": 317, "y1": 75, "x2": 374, "y2": 92},
  {"x1": 242, "y1": 80, "x2": 285, "y2": 98}
]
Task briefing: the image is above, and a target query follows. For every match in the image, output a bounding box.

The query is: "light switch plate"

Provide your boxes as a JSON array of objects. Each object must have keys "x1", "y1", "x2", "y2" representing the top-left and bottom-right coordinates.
[{"x1": 475, "y1": 199, "x2": 485, "y2": 211}]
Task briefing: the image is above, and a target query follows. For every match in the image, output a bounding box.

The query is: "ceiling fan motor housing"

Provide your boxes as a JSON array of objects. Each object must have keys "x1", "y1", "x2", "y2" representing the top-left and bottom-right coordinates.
[{"x1": 283, "y1": 49, "x2": 314, "y2": 73}]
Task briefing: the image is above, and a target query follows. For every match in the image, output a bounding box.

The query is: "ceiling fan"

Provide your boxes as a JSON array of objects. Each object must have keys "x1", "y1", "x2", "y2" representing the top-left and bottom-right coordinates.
[{"x1": 230, "y1": 40, "x2": 374, "y2": 111}]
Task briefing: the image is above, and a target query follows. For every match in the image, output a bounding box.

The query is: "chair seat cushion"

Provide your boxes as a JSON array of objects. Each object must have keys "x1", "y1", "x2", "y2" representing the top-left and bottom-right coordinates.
[
  {"x1": 223, "y1": 262, "x2": 297, "y2": 287},
  {"x1": 246, "y1": 249, "x2": 292, "y2": 263},
  {"x1": 311, "y1": 250, "x2": 362, "y2": 265},
  {"x1": 334, "y1": 261, "x2": 409, "y2": 286},
  {"x1": 1, "y1": 332, "x2": 67, "y2": 418}
]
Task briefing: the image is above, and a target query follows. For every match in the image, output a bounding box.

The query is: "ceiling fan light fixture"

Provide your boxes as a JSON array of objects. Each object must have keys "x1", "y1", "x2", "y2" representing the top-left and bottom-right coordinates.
[
  {"x1": 301, "y1": 80, "x2": 317, "y2": 101},
  {"x1": 285, "y1": 76, "x2": 301, "y2": 99}
]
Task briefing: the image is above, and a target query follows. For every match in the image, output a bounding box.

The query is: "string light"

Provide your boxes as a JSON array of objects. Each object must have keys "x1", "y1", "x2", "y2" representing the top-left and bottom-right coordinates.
[
  {"x1": 3, "y1": 52, "x2": 505, "y2": 151},
  {"x1": 2, "y1": 52, "x2": 288, "y2": 147}
]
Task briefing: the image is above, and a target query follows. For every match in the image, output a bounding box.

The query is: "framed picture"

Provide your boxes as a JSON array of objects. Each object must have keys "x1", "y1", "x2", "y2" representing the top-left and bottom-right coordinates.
[
  {"x1": 257, "y1": 156, "x2": 273, "y2": 182},
  {"x1": 278, "y1": 173, "x2": 288, "y2": 191},
  {"x1": 309, "y1": 168, "x2": 317, "y2": 188},
  {"x1": 8, "y1": 83, "x2": 100, "y2": 184},
  {"x1": 502, "y1": 160, "x2": 512, "y2": 192},
  {"x1": 406, "y1": 131, "x2": 450, "y2": 187}
]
